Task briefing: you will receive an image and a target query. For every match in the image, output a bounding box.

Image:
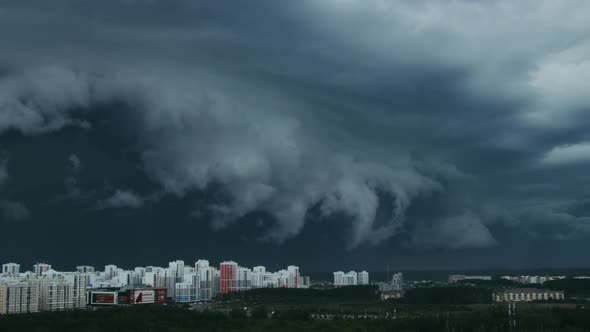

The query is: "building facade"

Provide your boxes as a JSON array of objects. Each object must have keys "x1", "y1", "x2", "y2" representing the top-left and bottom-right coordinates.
[
  {"x1": 357, "y1": 271, "x2": 369, "y2": 285},
  {"x1": 0, "y1": 282, "x2": 39, "y2": 315},
  {"x1": 2, "y1": 263, "x2": 20, "y2": 277},
  {"x1": 220, "y1": 261, "x2": 237, "y2": 295},
  {"x1": 34, "y1": 263, "x2": 51, "y2": 278}
]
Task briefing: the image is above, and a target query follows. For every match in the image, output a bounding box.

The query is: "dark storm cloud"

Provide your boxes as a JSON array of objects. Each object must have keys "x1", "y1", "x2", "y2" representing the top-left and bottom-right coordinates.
[
  {"x1": 97, "y1": 189, "x2": 144, "y2": 209},
  {"x1": 0, "y1": 200, "x2": 30, "y2": 222},
  {"x1": 0, "y1": 0, "x2": 590, "y2": 258},
  {"x1": 68, "y1": 154, "x2": 81, "y2": 171},
  {"x1": 0, "y1": 156, "x2": 29, "y2": 222},
  {"x1": 0, "y1": 157, "x2": 7, "y2": 185}
]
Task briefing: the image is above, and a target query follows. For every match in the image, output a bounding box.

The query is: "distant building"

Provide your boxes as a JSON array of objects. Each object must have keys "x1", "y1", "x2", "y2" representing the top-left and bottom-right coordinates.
[
  {"x1": 333, "y1": 271, "x2": 345, "y2": 286},
  {"x1": 175, "y1": 282, "x2": 197, "y2": 303},
  {"x1": 493, "y1": 289, "x2": 564, "y2": 302},
  {"x1": 0, "y1": 281, "x2": 39, "y2": 314},
  {"x1": 381, "y1": 290, "x2": 404, "y2": 300},
  {"x1": 391, "y1": 273, "x2": 403, "y2": 291},
  {"x1": 333, "y1": 270, "x2": 367, "y2": 286},
  {"x1": 2, "y1": 263, "x2": 20, "y2": 277},
  {"x1": 236, "y1": 266, "x2": 252, "y2": 291},
  {"x1": 500, "y1": 275, "x2": 566, "y2": 284},
  {"x1": 34, "y1": 263, "x2": 51, "y2": 278},
  {"x1": 287, "y1": 265, "x2": 300, "y2": 288},
  {"x1": 39, "y1": 280, "x2": 76, "y2": 311},
  {"x1": 212, "y1": 268, "x2": 221, "y2": 296},
  {"x1": 198, "y1": 266, "x2": 214, "y2": 300},
  {"x1": 252, "y1": 266, "x2": 266, "y2": 288},
  {"x1": 63, "y1": 273, "x2": 89, "y2": 309},
  {"x1": 358, "y1": 271, "x2": 370, "y2": 285},
  {"x1": 195, "y1": 260, "x2": 209, "y2": 272},
  {"x1": 169, "y1": 260, "x2": 185, "y2": 282},
  {"x1": 76, "y1": 266, "x2": 95, "y2": 273},
  {"x1": 448, "y1": 275, "x2": 491, "y2": 283},
  {"x1": 104, "y1": 265, "x2": 118, "y2": 280},
  {"x1": 220, "y1": 261, "x2": 238, "y2": 294},
  {"x1": 300, "y1": 276, "x2": 311, "y2": 288}
]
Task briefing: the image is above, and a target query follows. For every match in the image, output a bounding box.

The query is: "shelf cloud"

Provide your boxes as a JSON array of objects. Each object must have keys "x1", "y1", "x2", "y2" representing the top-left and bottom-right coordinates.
[{"x1": 0, "y1": 1, "x2": 589, "y2": 265}]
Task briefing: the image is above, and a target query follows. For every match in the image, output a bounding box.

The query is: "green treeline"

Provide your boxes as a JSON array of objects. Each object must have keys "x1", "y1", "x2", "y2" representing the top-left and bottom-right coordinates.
[
  {"x1": 226, "y1": 285, "x2": 492, "y2": 305},
  {"x1": 222, "y1": 285, "x2": 380, "y2": 304},
  {"x1": 458, "y1": 278, "x2": 590, "y2": 298},
  {"x1": 400, "y1": 286, "x2": 492, "y2": 304},
  {"x1": 1, "y1": 304, "x2": 590, "y2": 332},
  {"x1": 543, "y1": 279, "x2": 590, "y2": 298}
]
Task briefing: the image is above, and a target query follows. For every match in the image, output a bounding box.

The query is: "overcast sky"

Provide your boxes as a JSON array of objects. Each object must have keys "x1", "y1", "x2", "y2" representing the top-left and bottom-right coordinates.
[{"x1": 1, "y1": 0, "x2": 590, "y2": 272}]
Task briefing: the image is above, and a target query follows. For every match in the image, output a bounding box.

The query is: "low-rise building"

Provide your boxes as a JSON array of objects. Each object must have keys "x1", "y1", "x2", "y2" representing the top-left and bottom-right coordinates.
[
  {"x1": 381, "y1": 290, "x2": 404, "y2": 300},
  {"x1": 118, "y1": 286, "x2": 167, "y2": 305},
  {"x1": 492, "y1": 288, "x2": 565, "y2": 302},
  {"x1": 87, "y1": 290, "x2": 119, "y2": 306}
]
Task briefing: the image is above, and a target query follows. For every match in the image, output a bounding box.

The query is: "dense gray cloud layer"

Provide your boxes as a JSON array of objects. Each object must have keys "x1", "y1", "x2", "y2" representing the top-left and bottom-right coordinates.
[
  {"x1": 0, "y1": 158, "x2": 7, "y2": 185},
  {"x1": 0, "y1": 200, "x2": 30, "y2": 222},
  {"x1": 0, "y1": 157, "x2": 30, "y2": 222},
  {"x1": 0, "y1": 0, "x2": 589, "y2": 253},
  {"x1": 98, "y1": 189, "x2": 144, "y2": 209}
]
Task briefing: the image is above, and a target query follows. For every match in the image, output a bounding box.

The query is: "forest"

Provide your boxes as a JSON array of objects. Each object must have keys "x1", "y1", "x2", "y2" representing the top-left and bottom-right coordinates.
[{"x1": 2, "y1": 284, "x2": 589, "y2": 331}]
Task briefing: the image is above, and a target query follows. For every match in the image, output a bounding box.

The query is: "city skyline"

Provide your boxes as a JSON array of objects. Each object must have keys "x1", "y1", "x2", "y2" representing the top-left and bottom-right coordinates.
[{"x1": 1, "y1": 258, "x2": 311, "y2": 314}]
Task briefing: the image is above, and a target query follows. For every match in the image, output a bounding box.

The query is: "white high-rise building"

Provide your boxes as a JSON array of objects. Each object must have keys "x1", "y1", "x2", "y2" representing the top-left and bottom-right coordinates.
[
  {"x1": 252, "y1": 266, "x2": 266, "y2": 288},
  {"x1": 63, "y1": 273, "x2": 89, "y2": 309},
  {"x1": 287, "y1": 265, "x2": 300, "y2": 288},
  {"x1": 130, "y1": 268, "x2": 144, "y2": 285},
  {"x1": 169, "y1": 260, "x2": 185, "y2": 282},
  {"x1": 391, "y1": 273, "x2": 403, "y2": 291},
  {"x1": 300, "y1": 276, "x2": 311, "y2": 288},
  {"x1": 212, "y1": 268, "x2": 221, "y2": 296},
  {"x1": 0, "y1": 281, "x2": 39, "y2": 314},
  {"x1": 175, "y1": 282, "x2": 197, "y2": 303},
  {"x1": 76, "y1": 266, "x2": 95, "y2": 273},
  {"x1": 114, "y1": 271, "x2": 131, "y2": 287},
  {"x1": 134, "y1": 267, "x2": 146, "y2": 278},
  {"x1": 2, "y1": 263, "x2": 20, "y2": 276},
  {"x1": 104, "y1": 265, "x2": 118, "y2": 280},
  {"x1": 142, "y1": 266, "x2": 165, "y2": 288},
  {"x1": 358, "y1": 271, "x2": 369, "y2": 285},
  {"x1": 195, "y1": 260, "x2": 209, "y2": 272},
  {"x1": 334, "y1": 270, "x2": 365, "y2": 286},
  {"x1": 176, "y1": 272, "x2": 200, "y2": 302},
  {"x1": 333, "y1": 271, "x2": 345, "y2": 286},
  {"x1": 167, "y1": 260, "x2": 185, "y2": 298},
  {"x1": 199, "y1": 266, "x2": 214, "y2": 300},
  {"x1": 39, "y1": 280, "x2": 72, "y2": 311},
  {"x1": 42, "y1": 269, "x2": 61, "y2": 279},
  {"x1": 34, "y1": 263, "x2": 51, "y2": 277},
  {"x1": 236, "y1": 266, "x2": 252, "y2": 291},
  {"x1": 344, "y1": 271, "x2": 358, "y2": 285},
  {"x1": 165, "y1": 268, "x2": 176, "y2": 298}
]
